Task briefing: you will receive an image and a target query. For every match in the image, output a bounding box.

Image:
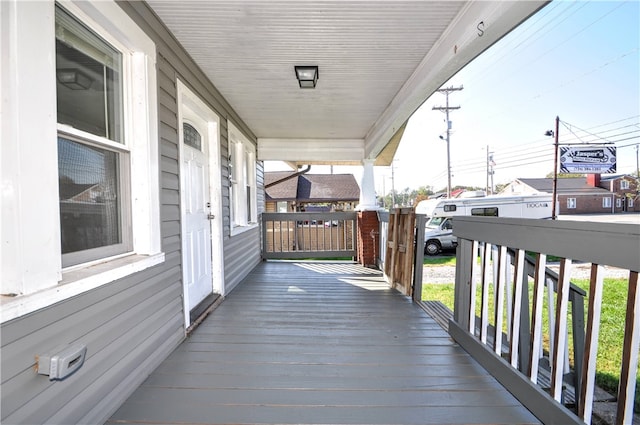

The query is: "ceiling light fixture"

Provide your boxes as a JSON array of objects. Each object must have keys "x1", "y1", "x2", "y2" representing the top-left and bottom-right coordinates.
[
  {"x1": 56, "y1": 68, "x2": 93, "y2": 90},
  {"x1": 294, "y1": 65, "x2": 318, "y2": 89}
]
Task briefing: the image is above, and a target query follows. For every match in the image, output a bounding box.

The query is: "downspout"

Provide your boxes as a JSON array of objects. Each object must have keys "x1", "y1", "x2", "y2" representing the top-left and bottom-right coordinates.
[{"x1": 265, "y1": 165, "x2": 311, "y2": 188}]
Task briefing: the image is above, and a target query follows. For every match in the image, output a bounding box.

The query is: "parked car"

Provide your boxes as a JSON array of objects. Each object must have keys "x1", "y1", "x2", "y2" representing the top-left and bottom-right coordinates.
[{"x1": 424, "y1": 217, "x2": 457, "y2": 255}]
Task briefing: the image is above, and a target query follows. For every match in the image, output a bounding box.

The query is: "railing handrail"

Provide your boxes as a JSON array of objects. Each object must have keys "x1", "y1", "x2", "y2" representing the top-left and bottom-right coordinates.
[
  {"x1": 262, "y1": 211, "x2": 357, "y2": 221},
  {"x1": 452, "y1": 216, "x2": 639, "y2": 271}
]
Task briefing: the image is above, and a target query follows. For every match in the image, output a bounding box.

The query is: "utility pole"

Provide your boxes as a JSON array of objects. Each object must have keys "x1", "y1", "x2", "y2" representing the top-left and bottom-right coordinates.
[
  {"x1": 545, "y1": 116, "x2": 560, "y2": 220},
  {"x1": 486, "y1": 146, "x2": 495, "y2": 195},
  {"x1": 636, "y1": 144, "x2": 640, "y2": 182},
  {"x1": 433, "y1": 85, "x2": 463, "y2": 198}
]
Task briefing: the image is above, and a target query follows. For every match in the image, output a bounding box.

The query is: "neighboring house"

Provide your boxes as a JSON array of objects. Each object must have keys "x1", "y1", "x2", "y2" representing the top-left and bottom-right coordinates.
[
  {"x1": 499, "y1": 176, "x2": 635, "y2": 215},
  {"x1": 265, "y1": 172, "x2": 360, "y2": 213},
  {"x1": 597, "y1": 174, "x2": 640, "y2": 212},
  {"x1": 1, "y1": 1, "x2": 547, "y2": 424}
]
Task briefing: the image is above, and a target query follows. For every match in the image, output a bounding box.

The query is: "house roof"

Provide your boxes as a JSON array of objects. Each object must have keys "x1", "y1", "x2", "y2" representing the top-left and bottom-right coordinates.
[
  {"x1": 265, "y1": 172, "x2": 360, "y2": 203},
  {"x1": 264, "y1": 172, "x2": 299, "y2": 201},
  {"x1": 59, "y1": 183, "x2": 97, "y2": 200},
  {"x1": 599, "y1": 174, "x2": 635, "y2": 182},
  {"x1": 517, "y1": 178, "x2": 612, "y2": 195}
]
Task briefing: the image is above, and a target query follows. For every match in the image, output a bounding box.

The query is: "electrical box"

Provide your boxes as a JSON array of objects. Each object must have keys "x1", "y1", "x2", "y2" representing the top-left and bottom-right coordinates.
[{"x1": 37, "y1": 344, "x2": 87, "y2": 381}]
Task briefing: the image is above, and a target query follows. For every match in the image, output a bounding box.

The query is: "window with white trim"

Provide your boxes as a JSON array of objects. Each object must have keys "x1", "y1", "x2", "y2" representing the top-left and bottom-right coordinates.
[
  {"x1": 629, "y1": 198, "x2": 635, "y2": 208},
  {"x1": 616, "y1": 198, "x2": 622, "y2": 208},
  {"x1": 602, "y1": 197, "x2": 612, "y2": 208},
  {"x1": 56, "y1": 5, "x2": 131, "y2": 266},
  {"x1": 567, "y1": 198, "x2": 576, "y2": 209},
  {"x1": 1, "y1": 1, "x2": 161, "y2": 322},
  {"x1": 228, "y1": 122, "x2": 257, "y2": 233},
  {"x1": 621, "y1": 180, "x2": 630, "y2": 190}
]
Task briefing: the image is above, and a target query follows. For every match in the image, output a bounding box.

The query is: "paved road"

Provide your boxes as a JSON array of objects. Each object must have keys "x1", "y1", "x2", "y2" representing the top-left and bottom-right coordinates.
[{"x1": 557, "y1": 212, "x2": 640, "y2": 225}]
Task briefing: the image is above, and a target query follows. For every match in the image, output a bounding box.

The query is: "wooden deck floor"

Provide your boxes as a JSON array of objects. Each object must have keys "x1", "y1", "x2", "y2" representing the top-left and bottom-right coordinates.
[{"x1": 108, "y1": 261, "x2": 540, "y2": 425}]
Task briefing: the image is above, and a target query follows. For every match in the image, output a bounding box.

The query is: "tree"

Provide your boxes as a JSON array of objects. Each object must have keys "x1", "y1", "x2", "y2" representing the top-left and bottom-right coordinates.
[{"x1": 545, "y1": 172, "x2": 585, "y2": 179}]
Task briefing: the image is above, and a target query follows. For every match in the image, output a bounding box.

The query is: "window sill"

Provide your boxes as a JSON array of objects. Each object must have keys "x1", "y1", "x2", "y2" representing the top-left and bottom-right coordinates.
[
  {"x1": 230, "y1": 222, "x2": 258, "y2": 236},
  {"x1": 1, "y1": 253, "x2": 165, "y2": 324}
]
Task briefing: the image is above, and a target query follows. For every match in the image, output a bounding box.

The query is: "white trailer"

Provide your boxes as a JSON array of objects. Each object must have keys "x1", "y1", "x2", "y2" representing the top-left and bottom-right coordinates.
[
  {"x1": 415, "y1": 194, "x2": 553, "y2": 219},
  {"x1": 415, "y1": 194, "x2": 553, "y2": 255}
]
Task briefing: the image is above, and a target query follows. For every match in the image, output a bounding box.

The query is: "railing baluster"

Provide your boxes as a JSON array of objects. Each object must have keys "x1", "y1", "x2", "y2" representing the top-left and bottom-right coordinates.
[
  {"x1": 494, "y1": 245, "x2": 508, "y2": 355},
  {"x1": 547, "y1": 274, "x2": 556, "y2": 372},
  {"x1": 616, "y1": 271, "x2": 640, "y2": 425},
  {"x1": 468, "y1": 240, "x2": 479, "y2": 334},
  {"x1": 529, "y1": 253, "x2": 547, "y2": 384},
  {"x1": 578, "y1": 264, "x2": 604, "y2": 424},
  {"x1": 506, "y1": 251, "x2": 514, "y2": 344},
  {"x1": 480, "y1": 242, "x2": 491, "y2": 344},
  {"x1": 551, "y1": 258, "x2": 572, "y2": 402},
  {"x1": 509, "y1": 248, "x2": 525, "y2": 368}
]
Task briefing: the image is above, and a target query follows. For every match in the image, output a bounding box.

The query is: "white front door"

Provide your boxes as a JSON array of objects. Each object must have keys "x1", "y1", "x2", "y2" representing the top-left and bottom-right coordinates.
[
  {"x1": 178, "y1": 81, "x2": 224, "y2": 327},
  {"x1": 183, "y1": 131, "x2": 212, "y2": 310}
]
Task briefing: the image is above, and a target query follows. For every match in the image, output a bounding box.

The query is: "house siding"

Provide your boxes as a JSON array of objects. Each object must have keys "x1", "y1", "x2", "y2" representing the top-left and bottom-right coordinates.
[{"x1": 1, "y1": 1, "x2": 262, "y2": 424}]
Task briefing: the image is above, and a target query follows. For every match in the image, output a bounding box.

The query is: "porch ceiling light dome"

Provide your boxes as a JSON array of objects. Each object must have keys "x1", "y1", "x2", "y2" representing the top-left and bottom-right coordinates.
[
  {"x1": 56, "y1": 68, "x2": 93, "y2": 90},
  {"x1": 295, "y1": 65, "x2": 318, "y2": 89}
]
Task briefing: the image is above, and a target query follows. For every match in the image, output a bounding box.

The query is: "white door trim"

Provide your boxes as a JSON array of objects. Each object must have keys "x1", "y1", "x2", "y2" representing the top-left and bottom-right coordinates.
[{"x1": 177, "y1": 80, "x2": 225, "y2": 329}]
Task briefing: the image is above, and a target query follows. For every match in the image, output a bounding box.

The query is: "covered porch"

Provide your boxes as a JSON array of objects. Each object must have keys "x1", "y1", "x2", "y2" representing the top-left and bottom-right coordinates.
[{"x1": 108, "y1": 261, "x2": 539, "y2": 425}]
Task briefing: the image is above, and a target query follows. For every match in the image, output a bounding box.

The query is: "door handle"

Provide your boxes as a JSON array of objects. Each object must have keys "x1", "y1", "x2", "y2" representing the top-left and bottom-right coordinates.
[{"x1": 207, "y1": 213, "x2": 215, "y2": 220}]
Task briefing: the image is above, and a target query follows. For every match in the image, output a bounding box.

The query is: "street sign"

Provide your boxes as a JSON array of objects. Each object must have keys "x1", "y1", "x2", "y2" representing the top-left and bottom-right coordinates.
[{"x1": 559, "y1": 145, "x2": 616, "y2": 174}]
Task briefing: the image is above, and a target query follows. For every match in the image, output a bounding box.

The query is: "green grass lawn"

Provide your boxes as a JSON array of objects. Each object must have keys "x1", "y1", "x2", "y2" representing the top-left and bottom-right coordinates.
[
  {"x1": 421, "y1": 270, "x2": 638, "y2": 411},
  {"x1": 423, "y1": 256, "x2": 456, "y2": 266}
]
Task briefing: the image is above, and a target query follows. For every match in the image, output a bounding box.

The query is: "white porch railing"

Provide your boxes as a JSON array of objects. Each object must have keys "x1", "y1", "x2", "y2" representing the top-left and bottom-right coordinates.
[{"x1": 449, "y1": 216, "x2": 640, "y2": 425}]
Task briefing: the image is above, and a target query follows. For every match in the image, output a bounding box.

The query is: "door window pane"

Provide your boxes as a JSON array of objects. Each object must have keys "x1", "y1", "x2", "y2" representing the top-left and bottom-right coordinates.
[{"x1": 183, "y1": 123, "x2": 202, "y2": 151}]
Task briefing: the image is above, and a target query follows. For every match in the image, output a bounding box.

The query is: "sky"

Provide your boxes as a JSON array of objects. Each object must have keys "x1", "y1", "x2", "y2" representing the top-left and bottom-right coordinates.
[{"x1": 266, "y1": 0, "x2": 640, "y2": 196}]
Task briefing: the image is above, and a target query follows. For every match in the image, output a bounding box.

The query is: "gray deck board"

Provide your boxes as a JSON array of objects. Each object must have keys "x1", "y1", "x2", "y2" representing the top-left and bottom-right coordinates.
[{"x1": 108, "y1": 261, "x2": 540, "y2": 425}]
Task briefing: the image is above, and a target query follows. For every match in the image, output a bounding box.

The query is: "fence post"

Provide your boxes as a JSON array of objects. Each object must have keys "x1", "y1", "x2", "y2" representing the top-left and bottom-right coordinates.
[
  {"x1": 453, "y1": 237, "x2": 473, "y2": 329},
  {"x1": 413, "y1": 214, "x2": 427, "y2": 302}
]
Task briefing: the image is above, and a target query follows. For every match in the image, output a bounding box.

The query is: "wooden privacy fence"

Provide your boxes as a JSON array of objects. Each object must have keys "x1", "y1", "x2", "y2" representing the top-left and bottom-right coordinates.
[
  {"x1": 384, "y1": 208, "x2": 415, "y2": 296},
  {"x1": 450, "y1": 216, "x2": 640, "y2": 425}
]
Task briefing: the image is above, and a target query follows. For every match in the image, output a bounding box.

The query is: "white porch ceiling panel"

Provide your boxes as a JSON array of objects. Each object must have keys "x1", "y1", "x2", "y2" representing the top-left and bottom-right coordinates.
[{"x1": 146, "y1": 1, "x2": 547, "y2": 166}]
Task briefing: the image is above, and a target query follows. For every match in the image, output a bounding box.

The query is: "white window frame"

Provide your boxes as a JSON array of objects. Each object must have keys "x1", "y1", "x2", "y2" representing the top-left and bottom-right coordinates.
[
  {"x1": 629, "y1": 198, "x2": 635, "y2": 208},
  {"x1": 567, "y1": 198, "x2": 577, "y2": 209},
  {"x1": 1, "y1": 0, "x2": 162, "y2": 323},
  {"x1": 621, "y1": 180, "x2": 630, "y2": 190},
  {"x1": 616, "y1": 198, "x2": 622, "y2": 208},
  {"x1": 228, "y1": 121, "x2": 258, "y2": 235},
  {"x1": 602, "y1": 197, "x2": 612, "y2": 208}
]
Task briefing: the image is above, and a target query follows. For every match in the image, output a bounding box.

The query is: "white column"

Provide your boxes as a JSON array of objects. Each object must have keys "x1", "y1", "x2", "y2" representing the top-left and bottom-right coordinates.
[{"x1": 356, "y1": 159, "x2": 379, "y2": 211}]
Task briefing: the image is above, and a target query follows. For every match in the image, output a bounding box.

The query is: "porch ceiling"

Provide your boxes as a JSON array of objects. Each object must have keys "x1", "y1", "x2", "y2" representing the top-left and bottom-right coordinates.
[{"x1": 145, "y1": 1, "x2": 547, "y2": 166}]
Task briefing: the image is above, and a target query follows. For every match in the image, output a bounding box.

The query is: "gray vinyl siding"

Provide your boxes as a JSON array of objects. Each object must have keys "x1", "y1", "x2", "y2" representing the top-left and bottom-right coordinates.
[
  {"x1": 0, "y1": 263, "x2": 184, "y2": 425},
  {"x1": 1, "y1": 1, "x2": 263, "y2": 424},
  {"x1": 223, "y1": 160, "x2": 264, "y2": 293}
]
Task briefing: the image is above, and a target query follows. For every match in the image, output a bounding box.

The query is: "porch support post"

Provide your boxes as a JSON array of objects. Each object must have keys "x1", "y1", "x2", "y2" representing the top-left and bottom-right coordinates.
[
  {"x1": 356, "y1": 159, "x2": 380, "y2": 267},
  {"x1": 356, "y1": 159, "x2": 378, "y2": 211},
  {"x1": 356, "y1": 211, "x2": 379, "y2": 268},
  {"x1": 355, "y1": 159, "x2": 380, "y2": 268}
]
